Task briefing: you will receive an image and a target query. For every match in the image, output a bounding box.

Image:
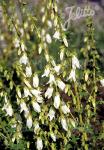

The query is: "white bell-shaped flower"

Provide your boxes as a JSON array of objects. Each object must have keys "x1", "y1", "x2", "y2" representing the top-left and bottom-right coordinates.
[
  {"x1": 6, "y1": 104, "x2": 13, "y2": 116},
  {"x1": 32, "y1": 101, "x2": 41, "y2": 113},
  {"x1": 48, "y1": 108, "x2": 55, "y2": 121},
  {"x1": 26, "y1": 115, "x2": 32, "y2": 129},
  {"x1": 47, "y1": 20, "x2": 52, "y2": 28},
  {"x1": 42, "y1": 67, "x2": 50, "y2": 77},
  {"x1": 45, "y1": 87, "x2": 53, "y2": 99},
  {"x1": 61, "y1": 118, "x2": 68, "y2": 131},
  {"x1": 37, "y1": 137, "x2": 43, "y2": 150},
  {"x1": 50, "y1": 133, "x2": 56, "y2": 142},
  {"x1": 34, "y1": 122, "x2": 40, "y2": 134},
  {"x1": 36, "y1": 96, "x2": 43, "y2": 104},
  {"x1": 54, "y1": 65, "x2": 61, "y2": 74},
  {"x1": 57, "y1": 80, "x2": 65, "y2": 91},
  {"x1": 68, "y1": 69, "x2": 76, "y2": 82},
  {"x1": 61, "y1": 103, "x2": 70, "y2": 114},
  {"x1": 24, "y1": 109, "x2": 30, "y2": 118},
  {"x1": 24, "y1": 87, "x2": 31, "y2": 97},
  {"x1": 26, "y1": 66, "x2": 32, "y2": 77},
  {"x1": 47, "y1": 74, "x2": 55, "y2": 84},
  {"x1": 33, "y1": 74, "x2": 39, "y2": 88},
  {"x1": 31, "y1": 89, "x2": 41, "y2": 97},
  {"x1": 72, "y1": 55, "x2": 80, "y2": 69},
  {"x1": 2, "y1": 102, "x2": 13, "y2": 117},
  {"x1": 46, "y1": 34, "x2": 52, "y2": 44},
  {"x1": 53, "y1": 31, "x2": 60, "y2": 40},
  {"x1": 20, "y1": 101, "x2": 28, "y2": 113},
  {"x1": 19, "y1": 53, "x2": 28, "y2": 65},
  {"x1": 60, "y1": 50, "x2": 64, "y2": 61},
  {"x1": 41, "y1": 29, "x2": 45, "y2": 36},
  {"x1": 38, "y1": 45, "x2": 42, "y2": 54},
  {"x1": 54, "y1": 93, "x2": 60, "y2": 109}
]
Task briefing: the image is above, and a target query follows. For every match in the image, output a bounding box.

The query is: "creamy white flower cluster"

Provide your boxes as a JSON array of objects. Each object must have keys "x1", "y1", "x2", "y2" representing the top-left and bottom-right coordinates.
[
  {"x1": 17, "y1": 44, "x2": 43, "y2": 131},
  {"x1": 41, "y1": 61, "x2": 73, "y2": 134},
  {"x1": 43, "y1": 63, "x2": 65, "y2": 99},
  {"x1": 16, "y1": 78, "x2": 42, "y2": 129}
]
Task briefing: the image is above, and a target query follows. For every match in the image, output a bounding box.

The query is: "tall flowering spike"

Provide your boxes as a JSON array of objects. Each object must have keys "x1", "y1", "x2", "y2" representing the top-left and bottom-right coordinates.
[
  {"x1": 33, "y1": 74, "x2": 39, "y2": 88},
  {"x1": 45, "y1": 87, "x2": 53, "y2": 99},
  {"x1": 19, "y1": 53, "x2": 28, "y2": 65},
  {"x1": 37, "y1": 137, "x2": 43, "y2": 150},
  {"x1": 72, "y1": 55, "x2": 80, "y2": 69},
  {"x1": 61, "y1": 118, "x2": 68, "y2": 131},
  {"x1": 68, "y1": 69, "x2": 76, "y2": 82},
  {"x1": 54, "y1": 93, "x2": 60, "y2": 109},
  {"x1": 48, "y1": 108, "x2": 55, "y2": 121},
  {"x1": 32, "y1": 101, "x2": 41, "y2": 113},
  {"x1": 26, "y1": 115, "x2": 32, "y2": 129},
  {"x1": 57, "y1": 80, "x2": 65, "y2": 91},
  {"x1": 26, "y1": 66, "x2": 32, "y2": 77},
  {"x1": 100, "y1": 79, "x2": 104, "y2": 86}
]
